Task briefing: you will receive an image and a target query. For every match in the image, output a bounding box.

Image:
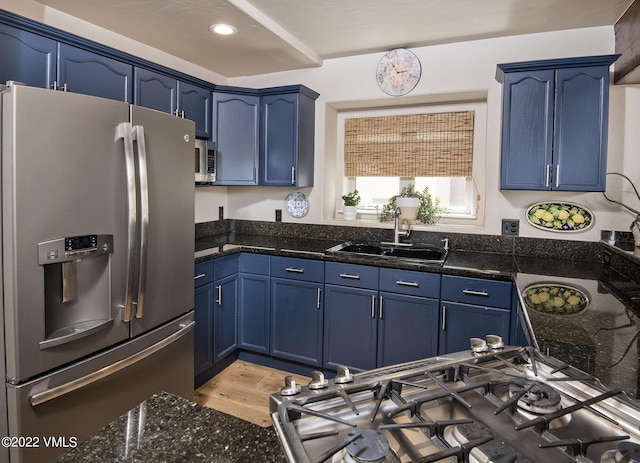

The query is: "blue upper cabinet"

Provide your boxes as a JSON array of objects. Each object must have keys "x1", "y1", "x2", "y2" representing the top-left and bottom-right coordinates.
[
  {"x1": 0, "y1": 23, "x2": 132, "y2": 101},
  {"x1": 134, "y1": 68, "x2": 211, "y2": 138},
  {"x1": 211, "y1": 90, "x2": 260, "y2": 185},
  {"x1": 260, "y1": 86, "x2": 318, "y2": 187},
  {"x1": 0, "y1": 23, "x2": 56, "y2": 89},
  {"x1": 178, "y1": 81, "x2": 211, "y2": 139},
  {"x1": 212, "y1": 85, "x2": 318, "y2": 186},
  {"x1": 58, "y1": 44, "x2": 132, "y2": 102},
  {"x1": 497, "y1": 55, "x2": 619, "y2": 192},
  {"x1": 134, "y1": 67, "x2": 177, "y2": 114}
]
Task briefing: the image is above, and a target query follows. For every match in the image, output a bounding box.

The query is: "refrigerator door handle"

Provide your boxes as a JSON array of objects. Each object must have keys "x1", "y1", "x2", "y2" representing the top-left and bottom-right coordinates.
[
  {"x1": 116, "y1": 122, "x2": 137, "y2": 323},
  {"x1": 133, "y1": 125, "x2": 149, "y2": 319},
  {"x1": 29, "y1": 321, "x2": 195, "y2": 407}
]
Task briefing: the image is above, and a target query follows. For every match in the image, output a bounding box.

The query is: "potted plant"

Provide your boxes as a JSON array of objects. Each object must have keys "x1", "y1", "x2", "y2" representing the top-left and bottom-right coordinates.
[
  {"x1": 342, "y1": 189, "x2": 361, "y2": 220},
  {"x1": 378, "y1": 184, "x2": 446, "y2": 224}
]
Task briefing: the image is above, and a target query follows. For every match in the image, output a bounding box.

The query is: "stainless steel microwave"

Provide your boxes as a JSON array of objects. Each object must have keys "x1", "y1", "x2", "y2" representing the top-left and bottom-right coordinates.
[{"x1": 195, "y1": 139, "x2": 215, "y2": 184}]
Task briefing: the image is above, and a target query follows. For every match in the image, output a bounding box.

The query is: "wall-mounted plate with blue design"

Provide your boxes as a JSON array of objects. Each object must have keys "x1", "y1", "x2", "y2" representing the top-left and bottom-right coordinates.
[{"x1": 286, "y1": 191, "x2": 309, "y2": 218}]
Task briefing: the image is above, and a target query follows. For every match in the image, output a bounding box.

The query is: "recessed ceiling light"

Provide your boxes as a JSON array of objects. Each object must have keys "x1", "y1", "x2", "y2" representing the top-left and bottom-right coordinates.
[{"x1": 209, "y1": 23, "x2": 237, "y2": 35}]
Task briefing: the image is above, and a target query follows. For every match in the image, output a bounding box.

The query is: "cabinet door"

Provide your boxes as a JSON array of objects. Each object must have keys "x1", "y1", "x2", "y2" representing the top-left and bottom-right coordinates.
[
  {"x1": 134, "y1": 67, "x2": 177, "y2": 114},
  {"x1": 500, "y1": 70, "x2": 555, "y2": 190},
  {"x1": 194, "y1": 283, "x2": 214, "y2": 378},
  {"x1": 378, "y1": 293, "x2": 438, "y2": 367},
  {"x1": 554, "y1": 66, "x2": 610, "y2": 191},
  {"x1": 261, "y1": 93, "x2": 298, "y2": 186},
  {"x1": 58, "y1": 44, "x2": 132, "y2": 102},
  {"x1": 213, "y1": 274, "x2": 238, "y2": 363},
  {"x1": 324, "y1": 284, "x2": 377, "y2": 372},
  {"x1": 212, "y1": 92, "x2": 259, "y2": 185},
  {"x1": 270, "y1": 278, "x2": 323, "y2": 367},
  {"x1": 0, "y1": 23, "x2": 56, "y2": 89},
  {"x1": 238, "y1": 273, "x2": 270, "y2": 354},
  {"x1": 439, "y1": 302, "x2": 510, "y2": 354},
  {"x1": 178, "y1": 81, "x2": 211, "y2": 139}
]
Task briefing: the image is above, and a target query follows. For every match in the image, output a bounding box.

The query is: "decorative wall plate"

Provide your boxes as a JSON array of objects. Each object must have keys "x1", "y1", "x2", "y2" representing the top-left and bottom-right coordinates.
[
  {"x1": 525, "y1": 202, "x2": 593, "y2": 232},
  {"x1": 522, "y1": 283, "x2": 589, "y2": 316},
  {"x1": 286, "y1": 191, "x2": 309, "y2": 218}
]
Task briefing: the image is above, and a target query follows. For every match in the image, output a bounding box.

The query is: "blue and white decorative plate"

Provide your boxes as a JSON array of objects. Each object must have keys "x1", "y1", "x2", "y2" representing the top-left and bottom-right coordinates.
[{"x1": 286, "y1": 192, "x2": 309, "y2": 218}]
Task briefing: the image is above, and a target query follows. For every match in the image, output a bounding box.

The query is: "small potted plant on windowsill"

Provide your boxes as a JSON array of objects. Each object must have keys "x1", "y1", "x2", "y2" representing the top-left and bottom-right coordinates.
[
  {"x1": 378, "y1": 184, "x2": 446, "y2": 224},
  {"x1": 342, "y1": 189, "x2": 361, "y2": 221}
]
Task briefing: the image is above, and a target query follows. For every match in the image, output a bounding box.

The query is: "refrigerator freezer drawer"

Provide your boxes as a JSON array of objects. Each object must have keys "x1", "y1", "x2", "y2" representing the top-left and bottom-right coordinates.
[{"x1": 6, "y1": 312, "x2": 194, "y2": 463}]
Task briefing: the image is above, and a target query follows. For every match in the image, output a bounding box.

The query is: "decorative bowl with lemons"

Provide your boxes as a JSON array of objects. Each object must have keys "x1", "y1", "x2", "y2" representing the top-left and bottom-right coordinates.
[{"x1": 526, "y1": 202, "x2": 593, "y2": 232}]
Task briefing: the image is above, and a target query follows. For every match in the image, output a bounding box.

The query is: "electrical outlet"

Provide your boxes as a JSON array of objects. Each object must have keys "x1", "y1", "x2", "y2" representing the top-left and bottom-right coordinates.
[
  {"x1": 501, "y1": 219, "x2": 519, "y2": 236},
  {"x1": 219, "y1": 206, "x2": 224, "y2": 220},
  {"x1": 275, "y1": 209, "x2": 282, "y2": 222}
]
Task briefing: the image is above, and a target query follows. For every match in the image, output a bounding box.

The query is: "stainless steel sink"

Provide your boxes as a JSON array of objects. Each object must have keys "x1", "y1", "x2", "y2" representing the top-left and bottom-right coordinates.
[{"x1": 326, "y1": 241, "x2": 448, "y2": 264}]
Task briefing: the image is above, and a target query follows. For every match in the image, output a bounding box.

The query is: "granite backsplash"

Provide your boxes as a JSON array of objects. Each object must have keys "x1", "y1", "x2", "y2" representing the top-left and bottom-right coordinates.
[{"x1": 196, "y1": 219, "x2": 604, "y2": 262}]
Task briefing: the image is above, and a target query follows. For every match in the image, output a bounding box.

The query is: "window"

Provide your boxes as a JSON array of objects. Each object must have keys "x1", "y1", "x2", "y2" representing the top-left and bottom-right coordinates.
[{"x1": 338, "y1": 103, "x2": 483, "y2": 220}]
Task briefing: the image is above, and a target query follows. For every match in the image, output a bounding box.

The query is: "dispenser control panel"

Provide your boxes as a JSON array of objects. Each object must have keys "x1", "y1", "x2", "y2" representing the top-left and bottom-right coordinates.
[
  {"x1": 37, "y1": 234, "x2": 113, "y2": 265},
  {"x1": 65, "y1": 235, "x2": 97, "y2": 251}
]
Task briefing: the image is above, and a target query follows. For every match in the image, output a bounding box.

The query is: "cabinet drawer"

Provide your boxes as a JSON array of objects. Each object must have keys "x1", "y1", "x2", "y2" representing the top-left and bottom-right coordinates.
[
  {"x1": 325, "y1": 262, "x2": 379, "y2": 290},
  {"x1": 194, "y1": 260, "x2": 214, "y2": 288},
  {"x1": 379, "y1": 268, "x2": 440, "y2": 298},
  {"x1": 214, "y1": 254, "x2": 239, "y2": 280},
  {"x1": 441, "y1": 275, "x2": 512, "y2": 309},
  {"x1": 239, "y1": 253, "x2": 270, "y2": 275},
  {"x1": 270, "y1": 256, "x2": 323, "y2": 282}
]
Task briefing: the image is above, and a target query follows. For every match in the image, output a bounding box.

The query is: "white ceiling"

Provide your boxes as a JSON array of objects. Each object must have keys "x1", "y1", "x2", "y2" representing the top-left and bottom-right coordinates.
[{"x1": 33, "y1": 0, "x2": 635, "y2": 78}]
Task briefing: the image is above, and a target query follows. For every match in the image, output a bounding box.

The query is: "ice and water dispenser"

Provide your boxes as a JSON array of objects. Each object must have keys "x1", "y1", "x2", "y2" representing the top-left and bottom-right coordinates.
[{"x1": 37, "y1": 234, "x2": 114, "y2": 348}]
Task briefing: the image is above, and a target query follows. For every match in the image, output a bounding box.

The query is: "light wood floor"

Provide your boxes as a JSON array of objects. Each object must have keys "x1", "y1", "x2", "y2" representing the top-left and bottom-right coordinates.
[{"x1": 193, "y1": 360, "x2": 310, "y2": 427}]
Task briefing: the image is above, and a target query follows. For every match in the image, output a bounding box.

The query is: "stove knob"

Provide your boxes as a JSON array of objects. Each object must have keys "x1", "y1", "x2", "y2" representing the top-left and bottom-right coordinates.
[
  {"x1": 308, "y1": 371, "x2": 329, "y2": 390},
  {"x1": 486, "y1": 334, "x2": 504, "y2": 350},
  {"x1": 470, "y1": 337, "x2": 488, "y2": 353},
  {"x1": 335, "y1": 365, "x2": 353, "y2": 384},
  {"x1": 280, "y1": 376, "x2": 301, "y2": 396}
]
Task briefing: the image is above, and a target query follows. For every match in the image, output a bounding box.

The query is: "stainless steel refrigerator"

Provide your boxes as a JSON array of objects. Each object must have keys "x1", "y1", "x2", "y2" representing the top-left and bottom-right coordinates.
[{"x1": 0, "y1": 83, "x2": 195, "y2": 463}]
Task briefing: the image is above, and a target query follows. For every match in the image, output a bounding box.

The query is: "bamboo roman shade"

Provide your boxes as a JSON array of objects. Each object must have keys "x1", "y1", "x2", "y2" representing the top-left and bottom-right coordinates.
[{"x1": 344, "y1": 111, "x2": 474, "y2": 177}]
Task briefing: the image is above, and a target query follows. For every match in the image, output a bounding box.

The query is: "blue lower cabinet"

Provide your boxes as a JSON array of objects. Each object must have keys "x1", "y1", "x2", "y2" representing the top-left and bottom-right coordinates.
[
  {"x1": 238, "y1": 273, "x2": 270, "y2": 353},
  {"x1": 194, "y1": 281, "x2": 214, "y2": 378},
  {"x1": 213, "y1": 273, "x2": 238, "y2": 363},
  {"x1": 323, "y1": 284, "x2": 377, "y2": 372},
  {"x1": 378, "y1": 292, "x2": 438, "y2": 366},
  {"x1": 194, "y1": 260, "x2": 215, "y2": 386},
  {"x1": 439, "y1": 301, "x2": 510, "y2": 354},
  {"x1": 270, "y1": 278, "x2": 323, "y2": 367}
]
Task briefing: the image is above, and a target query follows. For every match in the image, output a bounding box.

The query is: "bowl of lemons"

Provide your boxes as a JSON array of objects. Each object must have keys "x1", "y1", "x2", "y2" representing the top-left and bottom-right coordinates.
[{"x1": 523, "y1": 283, "x2": 589, "y2": 316}]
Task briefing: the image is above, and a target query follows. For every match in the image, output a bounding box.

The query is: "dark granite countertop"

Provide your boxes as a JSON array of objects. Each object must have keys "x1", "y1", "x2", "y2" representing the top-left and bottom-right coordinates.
[
  {"x1": 195, "y1": 233, "x2": 640, "y2": 400},
  {"x1": 54, "y1": 392, "x2": 285, "y2": 463}
]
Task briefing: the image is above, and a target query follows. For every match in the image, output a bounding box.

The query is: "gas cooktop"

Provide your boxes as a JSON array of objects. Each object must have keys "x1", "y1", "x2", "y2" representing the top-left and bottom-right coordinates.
[{"x1": 270, "y1": 344, "x2": 640, "y2": 463}]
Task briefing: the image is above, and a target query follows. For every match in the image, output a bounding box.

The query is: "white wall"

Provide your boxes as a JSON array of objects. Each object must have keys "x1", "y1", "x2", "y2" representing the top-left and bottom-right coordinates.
[{"x1": 227, "y1": 26, "x2": 640, "y2": 242}]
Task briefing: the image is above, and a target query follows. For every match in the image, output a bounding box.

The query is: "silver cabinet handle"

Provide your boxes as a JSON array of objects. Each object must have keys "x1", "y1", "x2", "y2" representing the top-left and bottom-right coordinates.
[
  {"x1": 442, "y1": 306, "x2": 447, "y2": 331},
  {"x1": 51, "y1": 81, "x2": 58, "y2": 91},
  {"x1": 462, "y1": 289, "x2": 489, "y2": 297},
  {"x1": 174, "y1": 109, "x2": 185, "y2": 117},
  {"x1": 291, "y1": 166, "x2": 295, "y2": 185},
  {"x1": 317, "y1": 287, "x2": 321, "y2": 309},
  {"x1": 194, "y1": 273, "x2": 206, "y2": 280},
  {"x1": 396, "y1": 280, "x2": 418, "y2": 287},
  {"x1": 379, "y1": 296, "x2": 383, "y2": 319},
  {"x1": 285, "y1": 267, "x2": 304, "y2": 273},
  {"x1": 555, "y1": 164, "x2": 560, "y2": 188},
  {"x1": 545, "y1": 164, "x2": 551, "y2": 188},
  {"x1": 30, "y1": 321, "x2": 195, "y2": 406},
  {"x1": 339, "y1": 273, "x2": 360, "y2": 280},
  {"x1": 133, "y1": 125, "x2": 149, "y2": 320},
  {"x1": 371, "y1": 295, "x2": 375, "y2": 318},
  {"x1": 116, "y1": 122, "x2": 136, "y2": 323},
  {"x1": 216, "y1": 285, "x2": 222, "y2": 305}
]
